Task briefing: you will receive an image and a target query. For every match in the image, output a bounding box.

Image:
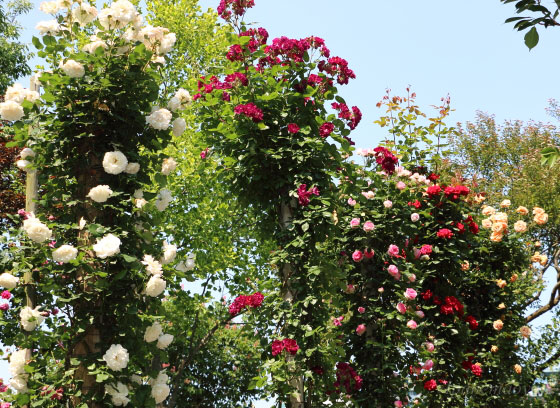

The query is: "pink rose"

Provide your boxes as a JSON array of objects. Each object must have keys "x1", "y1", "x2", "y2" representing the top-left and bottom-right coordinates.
[
  {"x1": 356, "y1": 324, "x2": 366, "y2": 336},
  {"x1": 0, "y1": 304, "x2": 9, "y2": 311},
  {"x1": 333, "y1": 316, "x2": 344, "y2": 326},
  {"x1": 378, "y1": 287, "x2": 384, "y2": 293},
  {"x1": 387, "y1": 244, "x2": 400, "y2": 257},
  {"x1": 411, "y1": 213, "x2": 420, "y2": 222},
  {"x1": 362, "y1": 190, "x2": 375, "y2": 199},
  {"x1": 384, "y1": 200, "x2": 393, "y2": 208},
  {"x1": 407, "y1": 320, "x2": 418, "y2": 330},
  {"x1": 396, "y1": 302, "x2": 407, "y2": 314},
  {"x1": 357, "y1": 307, "x2": 365, "y2": 314},
  {"x1": 350, "y1": 218, "x2": 361, "y2": 228},
  {"x1": 396, "y1": 181, "x2": 406, "y2": 190},
  {"x1": 408, "y1": 274, "x2": 416, "y2": 282},
  {"x1": 388, "y1": 264, "x2": 400, "y2": 278},
  {"x1": 352, "y1": 250, "x2": 363, "y2": 262},
  {"x1": 363, "y1": 221, "x2": 375, "y2": 232},
  {"x1": 394, "y1": 401, "x2": 403, "y2": 408},
  {"x1": 415, "y1": 310, "x2": 425, "y2": 318},
  {"x1": 404, "y1": 288, "x2": 417, "y2": 300},
  {"x1": 1, "y1": 291, "x2": 11, "y2": 300},
  {"x1": 425, "y1": 342, "x2": 435, "y2": 352},
  {"x1": 347, "y1": 198, "x2": 356, "y2": 206},
  {"x1": 346, "y1": 284, "x2": 356, "y2": 294},
  {"x1": 364, "y1": 249, "x2": 375, "y2": 258},
  {"x1": 414, "y1": 248, "x2": 422, "y2": 259},
  {"x1": 423, "y1": 359, "x2": 434, "y2": 371}
]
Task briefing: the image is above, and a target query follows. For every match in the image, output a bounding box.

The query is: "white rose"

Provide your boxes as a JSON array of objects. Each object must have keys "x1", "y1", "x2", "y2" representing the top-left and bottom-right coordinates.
[
  {"x1": 23, "y1": 215, "x2": 52, "y2": 243},
  {"x1": 83, "y1": 36, "x2": 107, "y2": 53},
  {"x1": 0, "y1": 101, "x2": 24, "y2": 121},
  {"x1": 103, "y1": 344, "x2": 129, "y2": 372},
  {"x1": 52, "y1": 244, "x2": 78, "y2": 263},
  {"x1": 87, "y1": 185, "x2": 113, "y2": 203},
  {"x1": 98, "y1": 0, "x2": 136, "y2": 29},
  {"x1": 146, "y1": 108, "x2": 172, "y2": 130},
  {"x1": 161, "y1": 158, "x2": 177, "y2": 176},
  {"x1": 142, "y1": 255, "x2": 162, "y2": 276},
  {"x1": 411, "y1": 213, "x2": 420, "y2": 222},
  {"x1": 144, "y1": 321, "x2": 162, "y2": 343},
  {"x1": 155, "y1": 189, "x2": 172, "y2": 211},
  {"x1": 78, "y1": 217, "x2": 87, "y2": 230},
  {"x1": 20, "y1": 306, "x2": 45, "y2": 331},
  {"x1": 130, "y1": 374, "x2": 143, "y2": 385},
  {"x1": 9, "y1": 349, "x2": 28, "y2": 376},
  {"x1": 25, "y1": 89, "x2": 40, "y2": 102},
  {"x1": 103, "y1": 151, "x2": 128, "y2": 175},
  {"x1": 105, "y1": 382, "x2": 129, "y2": 406},
  {"x1": 135, "y1": 198, "x2": 147, "y2": 209},
  {"x1": 61, "y1": 59, "x2": 85, "y2": 78},
  {"x1": 35, "y1": 19, "x2": 61, "y2": 35},
  {"x1": 145, "y1": 275, "x2": 166, "y2": 297},
  {"x1": 93, "y1": 234, "x2": 121, "y2": 259},
  {"x1": 133, "y1": 189, "x2": 143, "y2": 199},
  {"x1": 10, "y1": 375, "x2": 28, "y2": 393},
  {"x1": 0, "y1": 273, "x2": 19, "y2": 289},
  {"x1": 157, "y1": 33, "x2": 176, "y2": 55},
  {"x1": 124, "y1": 162, "x2": 140, "y2": 174},
  {"x1": 72, "y1": 3, "x2": 98, "y2": 26},
  {"x1": 151, "y1": 56, "x2": 165, "y2": 65},
  {"x1": 172, "y1": 117, "x2": 186, "y2": 136},
  {"x1": 16, "y1": 159, "x2": 31, "y2": 171},
  {"x1": 20, "y1": 148, "x2": 35, "y2": 159},
  {"x1": 167, "y1": 88, "x2": 192, "y2": 111},
  {"x1": 151, "y1": 382, "x2": 170, "y2": 404},
  {"x1": 161, "y1": 242, "x2": 177, "y2": 265},
  {"x1": 156, "y1": 333, "x2": 173, "y2": 349},
  {"x1": 5, "y1": 83, "x2": 27, "y2": 104},
  {"x1": 39, "y1": 1, "x2": 61, "y2": 14}
]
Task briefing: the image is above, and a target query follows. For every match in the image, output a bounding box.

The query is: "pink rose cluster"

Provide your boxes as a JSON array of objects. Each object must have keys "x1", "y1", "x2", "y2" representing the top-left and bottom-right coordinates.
[
  {"x1": 271, "y1": 338, "x2": 299, "y2": 356},
  {"x1": 233, "y1": 103, "x2": 264, "y2": 122},
  {"x1": 373, "y1": 146, "x2": 398, "y2": 174},
  {"x1": 228, "y1": 292, "x2": 264, "y2": 315},
  {"x1": 333, "y1": 362, "x2": 362, "y2": 394},
  {"x1": 297, "y1": 184, "x2": 320, "y2": 206},
  {"x1": 217, "y1": 0, "x2": 255, "y2": 19}
]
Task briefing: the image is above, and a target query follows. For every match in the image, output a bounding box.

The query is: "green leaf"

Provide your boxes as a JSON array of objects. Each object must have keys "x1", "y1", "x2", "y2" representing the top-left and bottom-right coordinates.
[
  {"x1": 524, "y1": 27, "x2": 539, "y2": 50},
  {"x1": 96, "y1": 373, "x2": 109, "y2": 382},
  {"x1": 32, "y1": 36, "x2": 43, "y2": 50}
]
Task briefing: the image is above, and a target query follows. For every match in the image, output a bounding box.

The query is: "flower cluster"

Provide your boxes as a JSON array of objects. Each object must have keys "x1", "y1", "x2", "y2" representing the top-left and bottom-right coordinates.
[
  {"x1": 228, "y1": 292, "x2": 264, "y2": 315},
  {"x1": 271, "y1": 338, "x2": 299, "y2": 356},
  {"x1": 372, "y1": 146, "x2": 399, "y2": 174},
  {"x1": 233, "y1": 103, "x2": 263, "y2": 122},
  {"x1": 332, "y1": 362, "x2": 362, "y2": 394},
  {"x1": 297, "y1": 184, "x2": 320, "y2": 206},
  {"x1": 0, "y1": 84, "x2": 39, "y2": 121},
  {"x1": 217, "y1": 0, "x2": 255, "y2": 20}
]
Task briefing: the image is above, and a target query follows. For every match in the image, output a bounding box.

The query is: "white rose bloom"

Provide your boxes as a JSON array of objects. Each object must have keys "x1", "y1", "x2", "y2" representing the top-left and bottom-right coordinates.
[
  {"x1": 87, "y1": 185, "x2": 113, "y2": 203},
  {"x1": 171, "y1": 88, "x2": 192, "y2": 110},
  {"x1": 61, "y1": 59, "x2": 85, "y2": 78},
  {"x1": 151, "y1": 56, "x2": 165, "y2": 65},
  {"x1": 35, "y1": 19, "x2": 61, "y2": 35},
  {"x1": 172, "y1": 117, "x2": 186, "y2": 137},
  {"x1": 16, "y1": 159, "x2": 31, "y2": 171},
  {"x1": 102, "y1": 151, "x2": 128, "y2": 175},
  {"x1": 161, "y1": 242, "x2": 177, "y2": 265},
  {"x1": 133, "y1": 189, "x2": 143, "y2": 199},
  {"x1": 9, "y1": 349, "x2": 27, "y2": 376},
  {"x1": 154, "y1": 188, "x2": 172, "y2": 212},
  {"x1": 135, "y1": 198, "x2": 147, "y2": 209},
  {"x1": 144, "y1": 321, "x2": 163, "y2": 343},
  {"x1": 52, "y1": 244, "x2": 78, "y2": 263},
  {"x1": 72, "y1": 3, "x2": 98, "y2": 26},
  {"x1": 124, "y1": 162, "x2": 140, "y2": 174},
  {"x1": 25, "y1": 89, "x2": 40, "y2": 103},
  {"x1": 0, "y1": 101, "x2": 24, "y2": 121},
  {"x1": 20, "y1": 147, "x2": 35, "y2": 159},
  {"x1": 142, "y1": 254, "x2": 162, "y2": 276},
  {"x1": 10, "y1": 375, "x2": 28, "y2": 393},
  {"x1": 145, "y1": 275, "x2": 166, "y2": 297},
  {"x1": 5, "y1": 83, "x2": 27, "y2": 103},
  {"x1": 98, "y1": 0, "x2": 136, "y2": 29},
  {"x1": 39, "y1": 1, "x2": 61, "y2": 14},
  {"x1": 138, "y1": 25, "x2": 168, "y2": 50},
  {"x1": 93, "y1": 234, "x2": 121, "y2": 259},
  {"x1": 56, "y1": 0, "x2": 72, "y2": 9},
  {"x1": 161, "y1": 158, "x2": 177, "y2": 176},
  {"x1": 105, "y1": 382, "x2": 130, "y2": 406},
  {"x1": 146, "y1": 108, "x2": 172, "y2": 130},
  {"x1": 103, "y1": 344, "x2": 129, "y2": 371},
  {"x1": 151, "y1": 382, "x2": 170, "y2": 404},
  {"x1": 156, "y1": 333, "x2": 173, "y2": 349},
  {"x1": 151, "y1": 370, "x2": 169, "y2": 386},
  {"x1": 23, "y1": 215, "x2": 52, "y2": 243},
  {"x1": 0, "y1": 273, "x2": 19, "y2": 289},
  {"x1": 130, "y1": 374, "x2": 143, "y2": 385},
  {"x1": 20, "y1": 306, "x2": 45, "y2": 331},
  {"x1": 158, "y1": 33, "x2": 176, "y2": 55},
  {"x1": 83, "y1": 35, "x2": 107, "y2": 53}
]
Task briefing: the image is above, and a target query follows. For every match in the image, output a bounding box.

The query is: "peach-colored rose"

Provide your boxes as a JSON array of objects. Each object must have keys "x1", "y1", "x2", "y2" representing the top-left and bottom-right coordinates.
[
  {"x1": 481, "y1": 219, "x2": 492, "y2": 229},
  {"x1": 500, "y1": 199, "x2": 511, "y2": 208},
  {"x1": 461, "y1": 261, "x2": 470, "y2": 271},
  {"x1": 492, "y1": 222, "x2": 507, "y2": 234},
  {"x1": 498, "y1": 303, "x2": 506, "y2": 309},
  {"x1": 534, "y1": 241, "x2": 542, "y2": 247},
  {"x1": 474, "y1": 194, "x2": 486, "y2": 204},
  {"x1": 520, "y1": 325, "x2": 531, "y2": 339},
  {"x1": 496, "y1": 279, "x2": 507, "y2": 289},
  {"x1": 490, "y1": 232, "x2": 503, "y2": 242},
  {"x1": 514, "y1": 220, "x2": 527, "y2": 233},
  {"x1": 514, "y1": 364, "x2": 522, "y2": 374},
  {"x1": 534, "y1": 212, "x2": 548, "y2": 225},
  {"x1": 510, "y1": 273, "x2": 518, "y2": 283},
  {"x1": 481, "y1": 206, "x2": 496, "y2": 217},
  {"x1": 491, "y1": 345, "x2": 498, "y2": 353},
  {"x1": 491, "y1": 212, "x2": 508, "y2": 224},
  {"x1": 533, "y1": 207, "x2": 545, "y2": 215},
  {"x1": 539, "y1": 254, "x2": 548, "y2": 266},
  {"x1": 516, "y1": 206, "x2": 529, "y2": 215},
  {"x1": 493, "y1": 319, "x2": 504, "y2": 331}
]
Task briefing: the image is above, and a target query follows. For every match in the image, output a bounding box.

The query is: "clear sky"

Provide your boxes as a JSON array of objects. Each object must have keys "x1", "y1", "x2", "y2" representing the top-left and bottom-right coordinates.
[{"x1": 8, "y1": 1, "x2": 560, "y2": 406}]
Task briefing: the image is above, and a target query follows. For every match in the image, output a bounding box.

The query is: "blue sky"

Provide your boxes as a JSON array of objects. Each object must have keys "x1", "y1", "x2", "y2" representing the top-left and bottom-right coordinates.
[{"x1": 9, "y1": 0, "x2": 560, "y2": 406}]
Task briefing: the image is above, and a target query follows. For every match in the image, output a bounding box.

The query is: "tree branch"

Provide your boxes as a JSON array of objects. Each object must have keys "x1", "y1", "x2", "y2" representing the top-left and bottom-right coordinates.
[{"x1": 526, "y1": 247, "x2": 560, "y2": 322}]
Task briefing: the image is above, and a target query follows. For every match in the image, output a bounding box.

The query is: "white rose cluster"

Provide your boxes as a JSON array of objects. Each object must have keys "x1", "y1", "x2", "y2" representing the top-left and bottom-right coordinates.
[
  {"x1": 142, "y1": 255, "x2": 162, "y2": 276},
  {"x1": 155, "y1": 188, "x2": 173, "y2": 212},
  {"x1": 105, "y1": 382, "x2": 130, "y2": 406},
  {"x1": 60, "y1": 59, "x2": 85, "y2": 78},
  {"x1": 137, "y1": 25, "x2": 175, "y2": 54},
  {"x1": 161, "y1": 157, "x2": 177, "y2": 175},
  {"x1": 161, "y1": 242, "x2": 177, "y2": 265},
  {"x1": 150, "y1": 371, "x2": 171, "y2": 404},
  {"x1": 145, "y1": 275, "x2": 166, "y2": 297},
  {"x1": 0, "y1": 273, "x2": 19, "y2": 289},
  {"x1": 93, "y1": 234, "x2": 121, "y2": 259},
  {"x1": 103, "y1": 344, "x2": 129, "y2": 371},
  {"x1": 87, "y1": 185, "x2": 113, "y2": 203},
  {"x1": 35, "y1": 19, "x2": 62, "y2": 36},
  {"x1": 168, "y1": 88, "x2": 192, "y2": 112},
  {"x1": 52, "y1": 244, "x2": 78, "y2": 263},
  {"x1": 172, "y1": 117, "x2": 186, "y2": 137},
  {"x1": 9, "y1": 349, "x2": 29, "y2": 393},
  {"x1": 20, "y1": 306, "x2": 45, "y2": 331},
  {"x1": 0, "y1": 83, "x2": 39, "y2": 122},
  {"x1": 146, "y1": 108, "x2": 172, "y2": 130},
  {"x1": 103, "y1": 151, "x2": 128, "y2": 175},
  {"x1": 72, "y1": 3, "x2": 98, "y2": 26},
  {"x1": 82, "y1": 35, "x2": 108, "y2": 54},
  {"x1": 22, "y1": 214, "x2": 52, "y2": 243},
  {"x1": 156, "y1": 333, "x2": 173, "y2": 350},
  {"x1": 98, "y1": 0, "x2": 137, "y2": 30},
  {"x1": 176, "y1": 253, "x2": 195, "y2": 273},
  {"x1": 143, "y1": 321, "x2": 173, "y2": 349}
]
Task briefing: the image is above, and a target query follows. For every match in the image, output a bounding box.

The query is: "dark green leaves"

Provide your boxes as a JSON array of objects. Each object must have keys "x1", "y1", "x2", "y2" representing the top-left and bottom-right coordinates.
[{"x1": 524, "y1": 26, "x2": 539, "y2": 49}]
